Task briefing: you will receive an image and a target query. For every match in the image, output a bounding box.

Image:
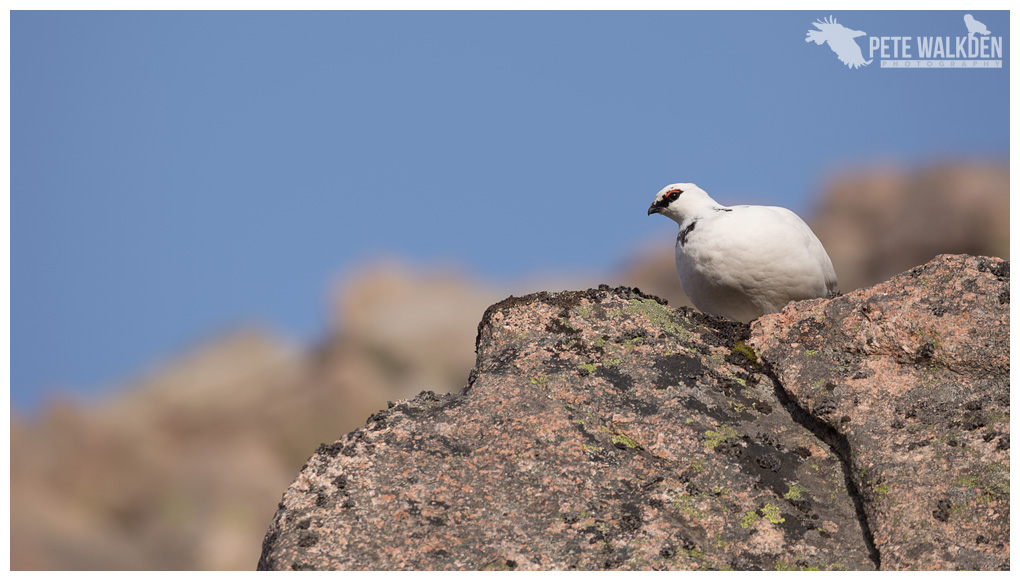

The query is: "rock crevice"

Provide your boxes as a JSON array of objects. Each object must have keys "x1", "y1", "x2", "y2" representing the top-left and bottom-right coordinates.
[
  {"x1": 761, "y1": 360, "x2": 881, "y2": 568},
  {"x1": 749, "y1": 254, "x2": 1009, "y2": 571}
]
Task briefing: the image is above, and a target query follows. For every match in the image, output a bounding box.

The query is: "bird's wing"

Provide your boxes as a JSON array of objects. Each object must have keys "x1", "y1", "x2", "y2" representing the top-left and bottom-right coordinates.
[
  {"x1": 745, "y1": 206, "x2": 838, "y2": 293},
  {"x1": 767, "y1": 207, "x2": 838, "y2": 293}
]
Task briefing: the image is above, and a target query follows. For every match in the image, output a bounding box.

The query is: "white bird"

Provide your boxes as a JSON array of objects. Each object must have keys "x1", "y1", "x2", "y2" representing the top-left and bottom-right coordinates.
[
  {"x1": 647, "y1": 183, "x2": 837, "y2": 324},
  {"x1": 963, "y1": 14, "x2": 990, "y2": 39}
]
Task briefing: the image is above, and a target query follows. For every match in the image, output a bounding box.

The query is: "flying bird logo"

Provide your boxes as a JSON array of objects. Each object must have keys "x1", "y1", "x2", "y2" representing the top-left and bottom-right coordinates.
[
  {"x1": 963, "y1": 14, "x2": 991, "y2": 39},
  {"x1": 806, "y1": 16, "x2": 872, "y2": 69}
]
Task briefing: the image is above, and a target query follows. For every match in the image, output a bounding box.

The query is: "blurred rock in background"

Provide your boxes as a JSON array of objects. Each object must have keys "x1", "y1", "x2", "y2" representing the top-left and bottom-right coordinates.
[
  {"x1": 811, "y1": 161, "x2": 1009, "y2": 292},
  {"x1": 11, "y1": 330, "x2": 308, "y2": 570},
  {"x1": 9, "y1": 162, "x2": 1009, "y2": 570}
]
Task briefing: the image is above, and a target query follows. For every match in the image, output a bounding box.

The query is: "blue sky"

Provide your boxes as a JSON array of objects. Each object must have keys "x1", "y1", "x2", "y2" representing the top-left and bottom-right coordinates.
[{"x1": 10, "y1": 11, "x2": 1010, "y2": 410}]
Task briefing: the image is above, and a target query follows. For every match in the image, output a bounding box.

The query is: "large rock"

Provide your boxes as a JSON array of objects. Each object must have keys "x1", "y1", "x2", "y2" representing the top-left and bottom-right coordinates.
[
  {"x1": 749, "y1": 254, "x2": 1009, "y2": 570},
  {"x1": 258, "y1": 254, "x2": 1008, "y2": 571}
]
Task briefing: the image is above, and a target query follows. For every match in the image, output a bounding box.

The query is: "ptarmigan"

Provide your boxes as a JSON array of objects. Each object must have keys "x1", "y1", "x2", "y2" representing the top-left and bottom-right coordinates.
[{"x1": 647, "y1": 183, "x2": 837, "y2": 323}]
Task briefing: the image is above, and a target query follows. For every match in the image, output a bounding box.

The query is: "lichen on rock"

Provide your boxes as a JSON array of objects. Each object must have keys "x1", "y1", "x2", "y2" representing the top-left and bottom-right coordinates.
[
  {"x1": 259, "y1": 256, "x2": 1008, "y2": 571},
  {"x1": 749, "y1": 254, "x2": 1009, "y2": 571}
]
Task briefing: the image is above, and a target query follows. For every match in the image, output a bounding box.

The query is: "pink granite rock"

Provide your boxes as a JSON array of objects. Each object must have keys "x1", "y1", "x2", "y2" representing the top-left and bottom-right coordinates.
[
  {"x1": 258, "y1": 255, "x2": 1007, "y2": 571},
  {"x1": 749, "y1": 254, "x2": 1009, "y2": 570}
]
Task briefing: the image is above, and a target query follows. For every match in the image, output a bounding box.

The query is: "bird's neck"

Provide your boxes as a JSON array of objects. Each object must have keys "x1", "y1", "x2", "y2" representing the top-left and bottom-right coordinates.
[
  {"x1": 677, "y1": 200, "x2": 722, "y2": 227},
  {"x1": 676, "y1": 214, "x2": 700, "y2": 233}
]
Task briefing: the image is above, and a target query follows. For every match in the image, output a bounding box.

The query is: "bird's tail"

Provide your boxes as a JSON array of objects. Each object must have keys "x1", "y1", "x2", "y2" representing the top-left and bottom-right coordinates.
[{"x1": 805, "y1": 29, "x2": 826, "y2": 45}]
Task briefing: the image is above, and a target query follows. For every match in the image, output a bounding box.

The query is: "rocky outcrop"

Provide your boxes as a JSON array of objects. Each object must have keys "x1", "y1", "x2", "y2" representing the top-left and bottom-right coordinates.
[
  {"x1": 258, "y1": 254, "x2": 1009, "y2": 571},
  {"x1": 749, "y1": 254, "x2": 1009, "y2": 570}
]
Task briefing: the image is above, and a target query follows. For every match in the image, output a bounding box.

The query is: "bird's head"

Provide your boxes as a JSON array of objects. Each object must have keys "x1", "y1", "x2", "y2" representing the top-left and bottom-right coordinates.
[{"x1": 647, "y1": 182, "x2": 712, "y2": 224}]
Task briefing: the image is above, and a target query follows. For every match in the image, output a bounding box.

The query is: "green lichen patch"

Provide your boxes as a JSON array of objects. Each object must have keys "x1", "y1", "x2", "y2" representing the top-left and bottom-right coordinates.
[
  {"x1": 611, "y1": 432, "x2": 641, "y2": 450},
  {"x1": 741, "y1": 503, "x2": 786, "y2": 530},
  {"x1": 873, "y1": 483, "x2": 891, "y2": 501},
  {"x1": 731, "y1": 341, "x2": 759, "y2": 366},
  {"x1": 571, "y1": 303, "x2": 594, "y2": 319},
  {"x1": 783, "y1": 483, "x2": 808, "y2": 501},
  {"x1": 955, "y1": 463, "x2": 1010, "y2": 503},
  {"x1": 626, "y1": 298, "x2": 691, "y2": 340},
  {"x1": 704, "y1": 425, "x2": 739, "y2": 452},
  {"x1": 761, "y1": 503, "x2": 785, "y2": 524},
  {"x1": 673, "y1": 493, "x2": 710, "y2": 520}
]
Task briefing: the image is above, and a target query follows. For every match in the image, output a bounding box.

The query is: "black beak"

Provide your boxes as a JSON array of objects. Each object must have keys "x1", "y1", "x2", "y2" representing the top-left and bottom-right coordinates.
[{"x1": 647, "y1": 204, "x2": 663, "y2": 216}]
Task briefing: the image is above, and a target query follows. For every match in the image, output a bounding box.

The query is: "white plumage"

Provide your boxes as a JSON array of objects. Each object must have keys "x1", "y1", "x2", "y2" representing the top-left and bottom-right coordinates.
[{"x1": 647, "y1": 183, "x2": 837, "y2": 324}]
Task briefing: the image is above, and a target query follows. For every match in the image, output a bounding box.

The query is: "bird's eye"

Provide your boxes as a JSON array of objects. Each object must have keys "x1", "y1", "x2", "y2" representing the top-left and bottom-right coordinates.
[{"x1": 666, "y1": 189, "x2": 682, "y2": 202}]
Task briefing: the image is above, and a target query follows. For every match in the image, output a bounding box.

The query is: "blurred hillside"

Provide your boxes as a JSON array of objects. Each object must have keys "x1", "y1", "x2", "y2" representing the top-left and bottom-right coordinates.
[{"x1": 9, "y1": 162, "x2": 1009, "y2": 570}]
